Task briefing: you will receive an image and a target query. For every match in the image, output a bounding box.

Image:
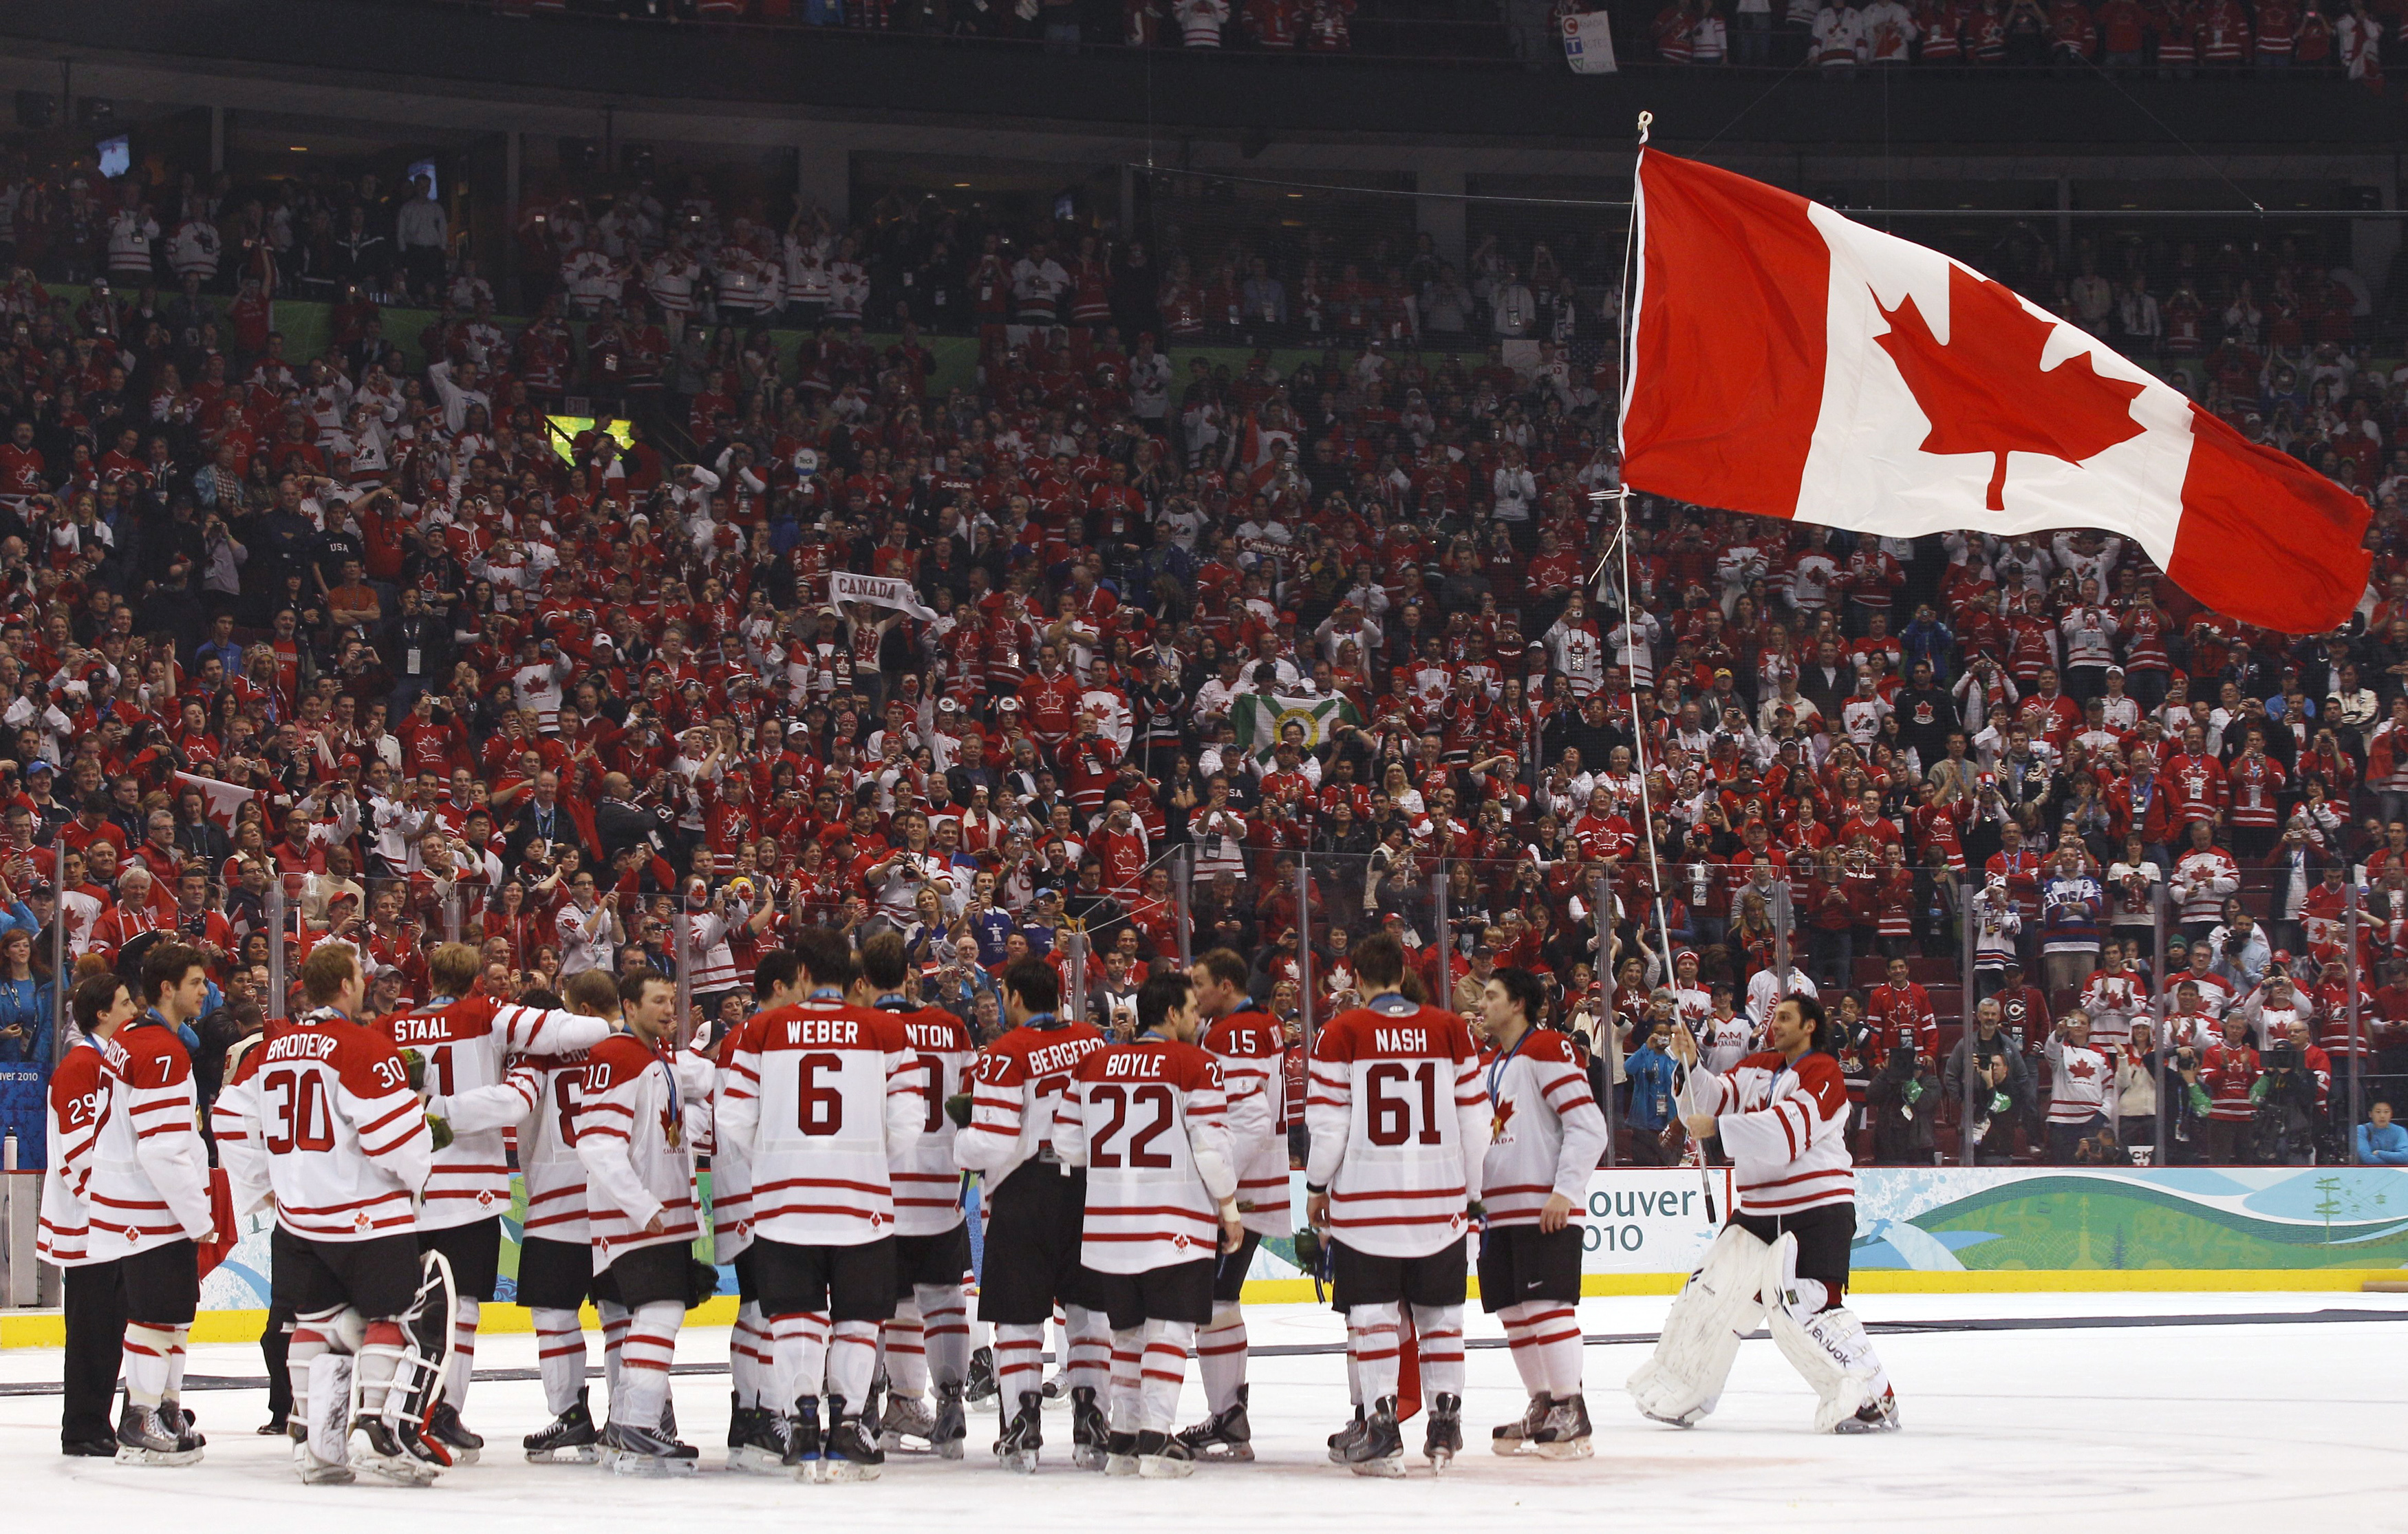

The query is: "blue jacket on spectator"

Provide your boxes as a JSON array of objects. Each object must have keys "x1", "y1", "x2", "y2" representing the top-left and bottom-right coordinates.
[
  {"x1": 0, "y1": 972, "x2": 50, "y2": 1064},
  {"x1": 2355, "y1": 1121, "x2": 2408, "y2": 1165},
  {"x1": 1626, "y1": 1039, "x2": 1679, "y2": 1134}
]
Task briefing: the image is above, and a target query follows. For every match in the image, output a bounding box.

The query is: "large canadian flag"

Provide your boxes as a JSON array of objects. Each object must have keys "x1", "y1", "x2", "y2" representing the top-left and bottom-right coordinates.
[{"x1": 1619, "y1": 149, "x2": 2371, "y2": 635}]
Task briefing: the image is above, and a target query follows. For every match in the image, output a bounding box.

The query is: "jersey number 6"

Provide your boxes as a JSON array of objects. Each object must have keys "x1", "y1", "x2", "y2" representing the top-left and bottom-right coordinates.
[{"x1": 797, "y1": 1052, "x2": 844, "y2": 1136}]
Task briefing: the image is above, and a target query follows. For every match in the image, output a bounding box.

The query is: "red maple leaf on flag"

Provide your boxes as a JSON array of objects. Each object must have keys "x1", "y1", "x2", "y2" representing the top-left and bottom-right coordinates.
[{"x1": 1871, "y1": 265, "x2": 2148, "y2": 512}]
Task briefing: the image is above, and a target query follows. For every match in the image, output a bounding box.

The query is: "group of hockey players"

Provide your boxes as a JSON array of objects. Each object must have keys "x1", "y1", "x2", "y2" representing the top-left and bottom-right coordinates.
[{"x1": 43, "y1": 922, "x2": 1895, "y2": 1487}]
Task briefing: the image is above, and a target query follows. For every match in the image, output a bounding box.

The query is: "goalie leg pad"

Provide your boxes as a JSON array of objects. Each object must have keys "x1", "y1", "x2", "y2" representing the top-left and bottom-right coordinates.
[
  {"x1": 378, "y1": 1251, "x2": 459, "y2": 1447},
  {"x1": 305, "y1": 1352, "x2": 356, "y2": 1471},
  {"x1": 1625, "y1": 1224, "x2": 1770, "y2": 1427},
  {"x1": 1761, "y1": 1237, "x2": 1883, "y2": 1433}
]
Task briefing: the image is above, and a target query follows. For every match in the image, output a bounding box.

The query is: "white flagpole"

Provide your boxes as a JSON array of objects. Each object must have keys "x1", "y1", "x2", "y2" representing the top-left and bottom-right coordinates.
[{"x1": 1600, "y1": 109, "x2": 1714, "y2": 1219}]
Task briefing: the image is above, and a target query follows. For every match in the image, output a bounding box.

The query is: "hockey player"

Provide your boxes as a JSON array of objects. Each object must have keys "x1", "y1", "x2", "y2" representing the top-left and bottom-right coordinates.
[
  {"x1": 715, "y1": 950, "x2": 805, "y2": 1472},
  {"x1": 1476, "y1": 966, "x2": 1611, "y2": 1458},
  {"x1": 1627, "y1": 992, "x2": 1901, "y2": 1434},
  {"x1": 858, "y1": 931, "x2": 978, "y2": 1458},
  {"x1": 511, "y1": 973, "x2": 622, "y2": 1464},
  {"x1": 715, "y1": 928, "x2": 919, "y2": 1483},
  {"x1": 1304, "y1": 932, "x2": 1490, "y2": 1477},
  {"x1": 952, "y1": 955, "x2": 1111, "y2": 1472},
  {"x1": 1052, "y1": 969, "x2": 1243, "y2": 1479},
  {"x1": 1177, "y1": 948, "x2": 1285, "y2": 1460},
  {"x1": 215, "y1": 943, "x2": 446, "y2": 1484},
  {"x1": 386, "y1": 943, "x2": 616, "y2": 1460},
  {"x1": 89, "y1": 944, "x2": 217, "y2": 1465},
  {"x1": 573, "y1": 966, "x2": 716, "y2": 1473},
  {"x1": 42, "y1": 974, "x2": 136, "y2": 1458}
]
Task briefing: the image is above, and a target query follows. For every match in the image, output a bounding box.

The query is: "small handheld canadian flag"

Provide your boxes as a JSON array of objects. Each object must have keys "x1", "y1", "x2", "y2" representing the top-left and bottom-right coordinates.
[{"x1": 1618, "y1": 149, "x2": 2372, "y2": 635}]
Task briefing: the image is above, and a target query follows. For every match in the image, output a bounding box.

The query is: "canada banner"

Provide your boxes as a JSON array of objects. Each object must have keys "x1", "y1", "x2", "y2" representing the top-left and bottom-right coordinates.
[{"x1": 1618, "y1": 149, "x2": 2372, "y2": 635}]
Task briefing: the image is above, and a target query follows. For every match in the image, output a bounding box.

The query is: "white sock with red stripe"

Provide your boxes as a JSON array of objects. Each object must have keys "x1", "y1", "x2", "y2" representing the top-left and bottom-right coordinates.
[
  {"x1": 883, "y1": 1302, "x2": 928, "y2": 1398},
  {"x1": 444, "y1": 1297, "x2": 480, "y2": 1409},
  {"x1": 993, "y1": 1323, "x2": 1046, "y2": 1416},
  {"x1": 826, "y1": 1319, "x2": 879, "y2": 1414},
  {"x1": 916, "y1": 1283, "x2": 969, "y2": 1389},
  {"x1": 1522, "y1": 1303, "x2": 1584, "y2": 1398},
  {"x1": 1197, "y1": 1301, "x2": 1247, "y2": 1414},
  {"x1": 122, "y1": 1322, "x2": 177, "y2": 1409},
  {"x1": 1348, "y1": 1303, "x2": 1403, "y2": 1404},
  {"x1": 769, "y1": 1310, "x2": 831, "y2": 1410},
  {"x1": 1498, "y1": 1303, "x2": 1549, "y2": 1396},
  {"x1": 1410, "y1": 1303, "x2": 1465, "y2": 1397},
  {"x1": 1107, "y1": 1328, "x2": 1144, "y2": 1434},
  {"x1": 1343, "y1": 1318, "x2": 1364, "y2": 1408},
  {"x1": 533, "y1": 1308, "x2": 588, "y2": 1416},
  {"x1": 1139, "y1": 1319, "x2": 1195, "y2": 1434},
  {"x1": 729, "y1": 1301, "x2": 771, "y2": 1410},
  {"x1": 599, "y1": 1303, "x2": 630, "y2": 1415},
  {"x1": 612, "y1": 1301, "x2": 682, "y2": 1427},
  {"x1": 164, "y1": 1327, "x2": 189, "y2": 1412},
  {"x1": 1064, "y1": 1305, "x2": 1111, "y2": 1399}
]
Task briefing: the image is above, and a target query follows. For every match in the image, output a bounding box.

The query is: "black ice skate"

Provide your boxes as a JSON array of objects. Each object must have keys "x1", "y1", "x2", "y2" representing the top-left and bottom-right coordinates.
[
  {"x1": 1136, "y1": 1428, "x2": 1196, "y2": 1480},
  {"x1": 1532, "y1": 1394, "x2": 1594, "y2": 1459},
  {"x1": 1327, "y1": 1403, "x2": 1367, "y2": 1464},
  {"x1": 1343, "y1": 1396, "x2": 1405, "y2": 1479},
  {"x1": 929, "y1": 1380, "x2": 967, "y2": 1460},
  {"x1": 352, "y1": 1415, "x2": 444, "y2": 1485},
  {"x1": 877, "y1": 1390, "x2": 938, "y2": 1452},
  {"x1": 1174, "y1": 1383, "x2": 1254, "y2": 1462},
  {"x1": 727, "y1": 1396, "x2": 790, "y2": 1474},
  {"x1": 784, "y1": 1396, "x2": 824, "y2": 1482},
  {"x1": 1493, "y1": 1392, "x2": 1551, "y2": 1455},
  {"x1": 424, "y1": 1400, "x2": 482, "y2": 1464},
  {"x1": 995, "y1": 1390, "x2": 1044, "y2": 1474},
  {"x1": 1069, "y1": 1383, "x2": 1109, "y2": 1471},
  {"x1": 115, "y1": 1402, "x2": 202, "y2": 1467},
  {"x1": 965, "y1": 1345, "x2": 998, "y2": 1403},
  {"x1": 821, "y1": 1396, "x2": 885, "y2": 1483},
  {"x1": 598, "y1": 1416, "x2": 700, "y2": 1477},
  {"x1": 1423, "y1": 1392, "x2": 1463, "y2": 1473},
  {"x1": 524, "y1": 1392, "x2": 601, "y2": 1464}
]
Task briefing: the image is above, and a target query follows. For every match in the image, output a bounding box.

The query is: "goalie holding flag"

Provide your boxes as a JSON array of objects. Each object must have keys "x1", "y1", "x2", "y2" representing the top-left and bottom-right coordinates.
[{"x1": 1626, "y1": 992, "x2": 1900, "y2": 1436}]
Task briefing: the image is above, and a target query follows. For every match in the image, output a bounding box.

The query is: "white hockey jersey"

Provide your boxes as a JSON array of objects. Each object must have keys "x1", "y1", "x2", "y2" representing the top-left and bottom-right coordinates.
[
  {"x1": 386, "y1": 993, "x2": 614, "y2": 1230},
  {"x1": 1691, "y1": 1049, "x2": 1854, "y2": 1217},
  {"x1": 877, "y1": 999, "x2": 976, "y2": 1239},
  {"x1": 1476, "y1": 1027, "x2": 1610, "y2": 1228},
  {"x1": 572, "y1": 1031, "x2": 710, "y2": 1274},
  {"x1": 1304, "y1": 995, "x2": 1490, "y2": 1260},
  {"x1": 88, "y1": 1021, "x2": 212, "y2": 1257},
  {"x1": 716, "y1": 999, "x2": 918, "y2": 1248},
  {"x1": 508, "y1": 1049, "x2": 598, "y2": 1246},
  {"x1": 36, "y1": 1036, "x2": 105, "y2": 1266},
  {"x1": 217, "y1": 1010, "x2": 433, "y2": 1243},
  {"x1": 955, "y1": 1016, "x2": 1109, "y2": 1191},
  {"x1": 1200, "y1": 1005, "x2": 1290, "y2": 1238},
  {"x1": 1052, "y1": 1036, "x2": 1236, "y2": 1273}
]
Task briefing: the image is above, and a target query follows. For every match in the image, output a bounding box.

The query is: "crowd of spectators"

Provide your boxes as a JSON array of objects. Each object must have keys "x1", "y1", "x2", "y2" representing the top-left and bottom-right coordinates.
[
  {"x1": 3, "y1": 142, "x2": 2408, "y2": 1182},
  {"x1": 1652, "y1": 0, "x2": 2391, "y2": 74},
  {"x1": 473, "y1": 0, "x2": 1366, "y2": 54}
]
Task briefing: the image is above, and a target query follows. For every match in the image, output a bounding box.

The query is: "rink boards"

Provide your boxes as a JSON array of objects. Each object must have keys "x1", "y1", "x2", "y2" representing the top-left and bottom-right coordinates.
[{"x1": 7, "y1": 1163, "x2": 2408, "y2": 1345}]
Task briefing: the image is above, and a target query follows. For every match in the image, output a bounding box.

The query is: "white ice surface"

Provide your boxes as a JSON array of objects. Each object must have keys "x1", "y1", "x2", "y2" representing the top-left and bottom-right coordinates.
[{"x1": 3, "y1": 1291, "x2": 2403, "y2": 1532}]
